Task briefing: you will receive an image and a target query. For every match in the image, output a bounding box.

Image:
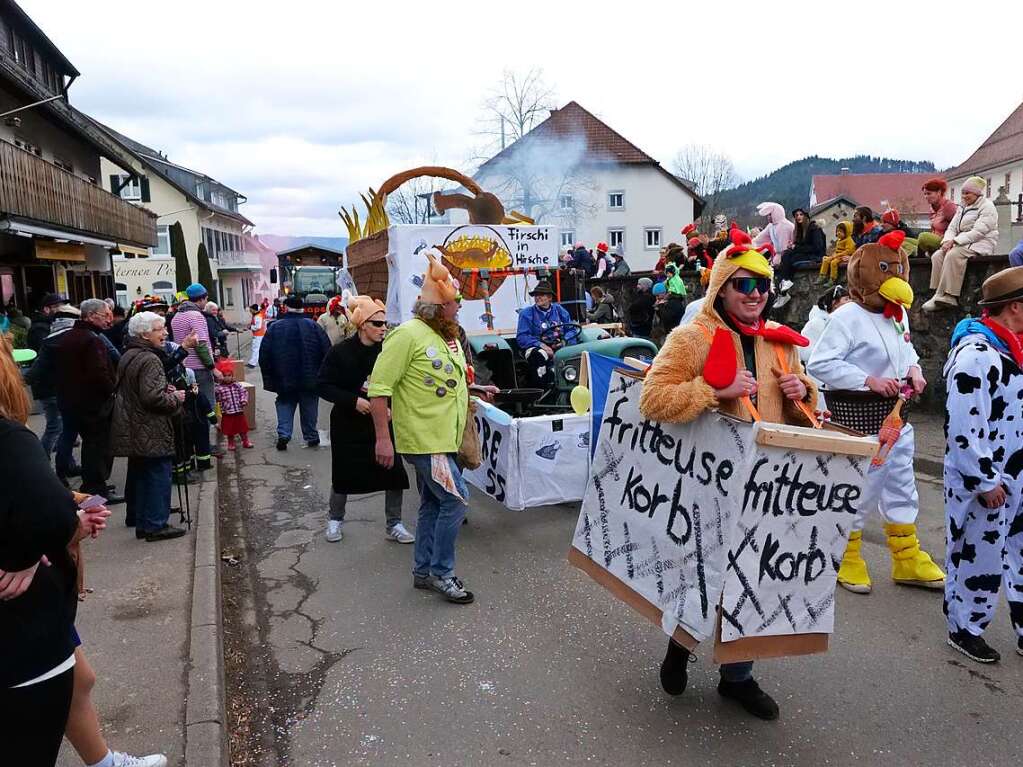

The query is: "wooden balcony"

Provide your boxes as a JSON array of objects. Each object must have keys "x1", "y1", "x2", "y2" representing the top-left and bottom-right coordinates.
[{"x1": 0, "y1": 140, "x2": 156, "y2": 247}]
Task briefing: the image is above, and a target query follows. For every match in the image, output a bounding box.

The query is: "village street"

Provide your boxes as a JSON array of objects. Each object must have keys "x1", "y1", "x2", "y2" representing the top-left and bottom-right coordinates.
[{"x1": 219, "y1": 371, "x2": 1023, "y2": 767}]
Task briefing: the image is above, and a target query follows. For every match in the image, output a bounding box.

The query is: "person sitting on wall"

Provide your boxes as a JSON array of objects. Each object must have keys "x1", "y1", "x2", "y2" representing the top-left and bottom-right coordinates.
[
  {"x1": 516, "y1": 280, "x2": 580, "y2": 389},
  {"x1": 917, "y1": 178, "x2": 959, "y2": 258},
  {"x1": 924, "y1": 176, "x2": 1000, "y2": 312}
]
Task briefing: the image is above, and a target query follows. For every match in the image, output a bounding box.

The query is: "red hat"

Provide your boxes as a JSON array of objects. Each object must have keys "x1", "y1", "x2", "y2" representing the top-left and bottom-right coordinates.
[
  {"x1": 921, "y1": 178, "x2": 947, "y2": 194},
  {"x1": 596, "y1": 242, "x2": 609, "y2": 253},
  {"x1": 215, "y1": 359, "x2": 235, "y2": 376},
  {"x1": 687, "y1": 237, "x2": 701, "y2": 249},
  {"x1": 879, "y1": 230, "x2": 906, "y2": 251},
  {"x1": 881, "y1": 209, "x2": 900, "y2": 227},
  {"x1": 681, "y1": 223, "x2": 697, "y2": 237}
]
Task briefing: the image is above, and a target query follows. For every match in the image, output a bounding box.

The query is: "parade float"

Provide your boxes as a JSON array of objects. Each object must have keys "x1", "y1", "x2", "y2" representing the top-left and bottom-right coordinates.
[{"x1": 342, "y1": 167, "x2": 656, "y2": 510}]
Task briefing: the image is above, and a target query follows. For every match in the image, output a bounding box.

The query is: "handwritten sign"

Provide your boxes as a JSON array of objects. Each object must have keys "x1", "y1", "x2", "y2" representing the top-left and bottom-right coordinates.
[
  {"x1": 570, "y1": 371, "x2": 869, "y2": 653},
  {"x1": 385, "y1": 225, "x2": 556, "y2": 331}
]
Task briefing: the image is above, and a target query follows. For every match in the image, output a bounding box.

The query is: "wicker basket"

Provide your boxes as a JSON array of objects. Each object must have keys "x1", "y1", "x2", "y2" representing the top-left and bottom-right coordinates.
[{"x1": 825, "y1": 390, "x2": 907, "y2": 436}]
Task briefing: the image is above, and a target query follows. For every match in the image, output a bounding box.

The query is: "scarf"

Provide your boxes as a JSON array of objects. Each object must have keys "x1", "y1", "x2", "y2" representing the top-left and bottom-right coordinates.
[
  {"x1": 981, "y1": 317, "x2": 1023, "y2": 368},
  {"x1": 727, "y1": 314, "x2": 809, "y2": 347}
]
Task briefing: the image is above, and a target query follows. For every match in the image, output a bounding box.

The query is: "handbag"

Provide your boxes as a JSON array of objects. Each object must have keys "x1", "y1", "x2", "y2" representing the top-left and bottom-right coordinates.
[{"x1": 456, "y1": 400, "x2": 482, "y2": 470}]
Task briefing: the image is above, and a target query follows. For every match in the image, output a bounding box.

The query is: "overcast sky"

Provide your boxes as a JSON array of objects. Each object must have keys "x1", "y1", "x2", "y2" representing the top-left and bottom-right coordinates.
[{"x1": 22, "y1": 0, "x2": 1023, "y2": 236}]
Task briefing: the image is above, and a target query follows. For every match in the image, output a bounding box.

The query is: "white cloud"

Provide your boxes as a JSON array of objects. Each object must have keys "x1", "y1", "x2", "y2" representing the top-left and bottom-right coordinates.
[{"x1": 20, "y1": 0, "x2": 1023, "y2": 234}]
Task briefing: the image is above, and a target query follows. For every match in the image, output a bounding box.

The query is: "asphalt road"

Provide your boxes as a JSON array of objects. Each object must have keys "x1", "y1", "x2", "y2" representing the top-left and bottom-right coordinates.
[{"x1": 221, "y1": 368, "x2": 1023, "y2": 767}]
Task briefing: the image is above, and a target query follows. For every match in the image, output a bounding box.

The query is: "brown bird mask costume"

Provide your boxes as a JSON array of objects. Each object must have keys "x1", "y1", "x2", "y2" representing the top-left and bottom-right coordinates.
[{"x1": 847, "y1": 230, "x2": 914, "y2": 318}]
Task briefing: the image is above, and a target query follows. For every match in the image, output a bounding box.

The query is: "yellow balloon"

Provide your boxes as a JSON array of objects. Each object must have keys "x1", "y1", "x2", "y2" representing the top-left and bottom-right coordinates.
[{"x1": 570, "y1": 385, "x2": 592, "y2": 415}]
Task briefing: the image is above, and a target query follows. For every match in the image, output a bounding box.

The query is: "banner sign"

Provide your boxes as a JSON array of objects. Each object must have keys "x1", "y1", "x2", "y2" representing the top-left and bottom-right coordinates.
[
  {"x1": 464, "y1": 401, "x2": 590, "y2": 510},
  {"x1": 385, "y1": 225, "x2": 558, "y2": 331},
  {"x1": 570, "y1": 371, "x2": 870, "y2": 652}
]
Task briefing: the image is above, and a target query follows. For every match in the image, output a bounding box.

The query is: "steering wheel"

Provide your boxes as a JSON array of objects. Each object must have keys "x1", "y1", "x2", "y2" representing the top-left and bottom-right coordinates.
[{"x1": 538, "y1": 321, "x2": 583, "y2": 348}]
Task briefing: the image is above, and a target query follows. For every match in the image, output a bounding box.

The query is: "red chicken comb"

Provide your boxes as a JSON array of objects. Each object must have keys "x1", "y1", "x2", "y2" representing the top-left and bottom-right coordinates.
[
  {"x1": 878, "y1": 230, "x2": 906, "y2": 251},
  {"x1": 729, "y1": 228, "x2": 752, "y2": 252},
  {"x1": 703, "y1": 327, "x2": 738, "y2": 389}
]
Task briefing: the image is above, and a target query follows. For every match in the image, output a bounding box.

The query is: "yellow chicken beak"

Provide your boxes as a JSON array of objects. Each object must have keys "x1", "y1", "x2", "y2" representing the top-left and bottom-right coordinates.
[{"x1": 879, "y1": 277, "x2": 914, "y2": 308}]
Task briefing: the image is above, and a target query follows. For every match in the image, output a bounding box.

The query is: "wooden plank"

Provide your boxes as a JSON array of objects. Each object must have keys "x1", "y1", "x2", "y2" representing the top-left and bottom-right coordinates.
[
  {"x1": 755, "y1": 423, "x2": 878, "y2": 457},
  {"x1": 713, "y1": 630, "x2": 828, "y2": 663}
]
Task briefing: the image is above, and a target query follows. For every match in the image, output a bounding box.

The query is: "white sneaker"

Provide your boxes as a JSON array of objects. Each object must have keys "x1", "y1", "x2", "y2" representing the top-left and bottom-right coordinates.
[
  {"x1": 386, "y1": 522, "x2": 415, "y2": 544},
  {"x1": 325, "y1": 520, "x2": 343, "y2": 542},
  {"x1": 779, "y1": 279, "x2": 794, "y2": 293},
  {"x1": 773, "y1": 294, "x2": 792, "y2": 308},
  {"x1": 111, "y1": 752, "x2": 168, "y2": 767}
]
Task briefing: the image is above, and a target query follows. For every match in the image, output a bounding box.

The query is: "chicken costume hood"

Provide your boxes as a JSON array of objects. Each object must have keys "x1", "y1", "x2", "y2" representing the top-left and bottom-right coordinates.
[{"x1": 847, "y1": 230, "x2": 914, "y2": 319}]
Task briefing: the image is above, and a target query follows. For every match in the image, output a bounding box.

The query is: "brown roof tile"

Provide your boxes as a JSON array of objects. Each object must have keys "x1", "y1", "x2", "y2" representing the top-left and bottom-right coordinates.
[
  {"x1": 950, "y1": 100, "x2": 1023, "y2": 179},
  {"x1": 480, "y1": 101, "x2": 656, "y2": 168},
  {"x1": 810, "y1": 172, "x2": 938, "y2": 217}
]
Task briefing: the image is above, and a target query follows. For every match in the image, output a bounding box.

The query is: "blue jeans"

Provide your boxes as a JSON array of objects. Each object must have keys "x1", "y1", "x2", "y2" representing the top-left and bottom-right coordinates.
[
  {"x1": 275, "y1": 392, "x2": 320, "y2": 442},
  {"x1": 55, "y1": 407, "x2": 79, "y2": 477},
  {"x1": 405, "y1": 454, "x2": 468, "y2": 579},
  {"x1": 38, "y1": 396, "x2": 62, "y2": 459},
  {"x1": 126, "y1": 456, "x2": 173, "y2": 533},
  {"x1": 719, "y1": 661, "x2": 754, "y2": 682}
]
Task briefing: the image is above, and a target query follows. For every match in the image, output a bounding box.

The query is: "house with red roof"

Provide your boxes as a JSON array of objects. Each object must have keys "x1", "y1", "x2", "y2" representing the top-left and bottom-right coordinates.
[
  {"x1": 809, "y1": 171, "x2": 936, "y2": 231},
  {"x1": 471, "y1": 101, "x2": 702, "y2": 271},
  {"x1": 947, "y1": 100, "x2": 1023, "y2": 208}
]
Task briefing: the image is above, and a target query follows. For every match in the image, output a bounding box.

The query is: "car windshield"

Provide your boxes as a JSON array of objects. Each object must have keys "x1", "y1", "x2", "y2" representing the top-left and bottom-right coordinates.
[{"x1": 293, "y1": 267, "x2": 337, "y2": 296}]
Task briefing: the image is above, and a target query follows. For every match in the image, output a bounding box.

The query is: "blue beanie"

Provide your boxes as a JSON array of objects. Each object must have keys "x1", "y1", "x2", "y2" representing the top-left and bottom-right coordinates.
[
  {"x1": 185, "y1": 283, "x2": 207, "y2": 300},
  {"x1": 652, "y1": 282, "x2": 666, "y2": 296}
]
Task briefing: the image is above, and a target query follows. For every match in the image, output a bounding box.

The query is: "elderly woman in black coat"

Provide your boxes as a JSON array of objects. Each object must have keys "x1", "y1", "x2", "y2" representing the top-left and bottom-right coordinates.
[{"x1": 317, "y1": 296, "x2": 411, "y2": 544}]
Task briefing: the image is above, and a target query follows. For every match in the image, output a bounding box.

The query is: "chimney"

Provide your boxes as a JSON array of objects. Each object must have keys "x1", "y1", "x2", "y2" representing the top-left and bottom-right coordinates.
[{"x1": 840, "y1": 167, "x2": 850, "y2": 175}]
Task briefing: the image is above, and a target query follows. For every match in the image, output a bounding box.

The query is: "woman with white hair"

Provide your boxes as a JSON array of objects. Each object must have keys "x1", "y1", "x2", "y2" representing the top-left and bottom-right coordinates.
[
  {"x1": 924, "y1": 176, "x2": 1000, "y2": 311},
  {"x1": 110, "y1": 312, "x2": 187, "y2": 542}
]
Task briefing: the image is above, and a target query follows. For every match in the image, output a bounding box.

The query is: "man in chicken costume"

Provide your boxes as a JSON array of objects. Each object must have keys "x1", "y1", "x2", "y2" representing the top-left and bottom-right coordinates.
[
  {"x1": 807, "y1": 231, "x2": 945, "y2": 593},
  {"x1": 640, "y1": 229, "x2": 817, "y2": 721}
]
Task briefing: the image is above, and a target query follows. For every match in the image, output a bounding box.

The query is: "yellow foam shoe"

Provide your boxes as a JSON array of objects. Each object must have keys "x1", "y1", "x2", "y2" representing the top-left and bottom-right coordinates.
[
  {"x1": 885, "y1": 523, "x2": 945, "y2": 588},
  {"x1": 837, "y1": 531, "x2": 872, "y2": 594}
]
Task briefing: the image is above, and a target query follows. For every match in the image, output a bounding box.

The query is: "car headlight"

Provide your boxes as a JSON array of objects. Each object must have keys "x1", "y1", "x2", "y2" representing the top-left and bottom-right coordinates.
[{"x1": 563, "y1": 365, "x2": 578, "y2": 382}]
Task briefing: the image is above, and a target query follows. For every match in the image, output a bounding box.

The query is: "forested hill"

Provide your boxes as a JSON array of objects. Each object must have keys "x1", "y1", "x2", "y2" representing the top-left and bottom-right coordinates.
[{"x1": 714, "y1": 155, "x2": 937, "y2": 226}]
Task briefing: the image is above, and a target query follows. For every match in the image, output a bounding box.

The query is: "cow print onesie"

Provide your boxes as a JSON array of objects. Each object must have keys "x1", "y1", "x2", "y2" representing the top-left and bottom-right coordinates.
[{"x1": 943, "y1": 333, "x2": 1023, "y2": 639}]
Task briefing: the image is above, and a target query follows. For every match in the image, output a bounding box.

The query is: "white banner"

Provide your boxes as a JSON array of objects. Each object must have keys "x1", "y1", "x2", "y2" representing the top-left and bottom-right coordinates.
[
  {"x1": 571, "y1": 371, "x2": 870, "y2": 646},
  {"x1": 464, "y1": 401, "x2": 590, "y2": 511},
  {"x1": 385, "y1": 225, "x2": 558, "y2": 332}
]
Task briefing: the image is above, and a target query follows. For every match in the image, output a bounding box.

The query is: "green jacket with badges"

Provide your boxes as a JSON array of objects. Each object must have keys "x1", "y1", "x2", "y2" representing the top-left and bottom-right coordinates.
[{"x1": 368, "y1": 318, "x2": 468, "y2": 455}]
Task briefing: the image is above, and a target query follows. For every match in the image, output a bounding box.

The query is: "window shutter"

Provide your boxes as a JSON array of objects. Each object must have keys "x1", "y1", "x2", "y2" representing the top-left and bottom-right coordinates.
[
  {"x1": 109, "y1": 174, "x2": 120, "y2": 195},
  {"x1": 140, "y1": 177, "x2": 151, "y2": 202}
]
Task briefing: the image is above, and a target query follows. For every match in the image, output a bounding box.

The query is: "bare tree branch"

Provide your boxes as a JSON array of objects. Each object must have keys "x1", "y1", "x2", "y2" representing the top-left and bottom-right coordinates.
[
  {"x1": 672, "y1": 144, "x2": 740, "y2": 233},
  {"x1": 474, "y1": 68, "x2": 557, "y2": 158},
  {"x1": 385, "y1": 175, "x2": 451, "y2": 224}
]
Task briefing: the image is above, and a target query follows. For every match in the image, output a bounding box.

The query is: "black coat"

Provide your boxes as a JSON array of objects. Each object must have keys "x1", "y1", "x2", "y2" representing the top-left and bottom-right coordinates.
[
  {"x1": 656, "y1": 296, "x2": 686, "y2": 332},
  {"x1": 27, "y1": 312, "x2": 52, "y2": 352},
  {"x1": 628, "y1": 292, "x2": 656, "y2": 337},
  {"x1": 317, "y1": 336, "x2": 409, "y2": 495},
  {"x1": 259, "y1": 313, "x2": 331, "y2": 394},
  {"x1": 0, "y1": 419, "x2": 80, "y2": 688}
]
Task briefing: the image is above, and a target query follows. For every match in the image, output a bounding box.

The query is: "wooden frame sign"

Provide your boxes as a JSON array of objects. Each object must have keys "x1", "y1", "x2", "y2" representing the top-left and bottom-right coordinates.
[{"x1": 568, "y1": 371, "x2": 876, "y2": 662}]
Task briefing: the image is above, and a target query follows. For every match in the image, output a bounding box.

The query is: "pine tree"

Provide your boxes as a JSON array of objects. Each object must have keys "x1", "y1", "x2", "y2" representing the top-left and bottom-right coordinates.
[
  {"x1": 171, "y1": 222, "x2": 191, "y2": 291},
  {"x1": 197, "y1": 242, "x2": 214, "y2": 291}
]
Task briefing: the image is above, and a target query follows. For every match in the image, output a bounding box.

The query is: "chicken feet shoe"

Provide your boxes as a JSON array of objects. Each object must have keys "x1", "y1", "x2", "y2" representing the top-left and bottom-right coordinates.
[
  {"x1": 837, "y1": 531, "x2": 872, "y2": 594},
  {"x1": 885, "y1": 523, "x2": 945, "y2": 588}
]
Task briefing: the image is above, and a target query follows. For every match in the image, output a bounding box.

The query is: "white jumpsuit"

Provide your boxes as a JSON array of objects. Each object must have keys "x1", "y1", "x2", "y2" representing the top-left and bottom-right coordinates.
[
  {"x1": 943, "y1": 332, "x2": 1023, "y2": 638},
  {"x1": 807, "y1": 302, "x2": 920, "y2": 532}
]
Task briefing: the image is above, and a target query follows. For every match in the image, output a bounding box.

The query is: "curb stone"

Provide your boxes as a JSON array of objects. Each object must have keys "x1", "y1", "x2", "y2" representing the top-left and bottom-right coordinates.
[{"x1": 185, "y1": 478, "x2": 228, "y2": 766}]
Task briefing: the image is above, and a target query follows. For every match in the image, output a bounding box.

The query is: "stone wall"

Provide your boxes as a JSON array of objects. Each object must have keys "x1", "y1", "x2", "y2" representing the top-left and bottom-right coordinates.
[{"x1": 593, "y1": 255, "x2": 1011, "y2": 413}]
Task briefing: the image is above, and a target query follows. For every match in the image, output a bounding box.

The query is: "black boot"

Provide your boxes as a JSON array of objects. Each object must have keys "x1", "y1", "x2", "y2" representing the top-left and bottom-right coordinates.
[
  {"x1": 659, "y1": 639, "x2": 692, "y2": 696},
  {"x1": 717, "y1": 678, "x2": 780, "y2": 720}
]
